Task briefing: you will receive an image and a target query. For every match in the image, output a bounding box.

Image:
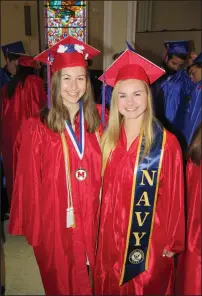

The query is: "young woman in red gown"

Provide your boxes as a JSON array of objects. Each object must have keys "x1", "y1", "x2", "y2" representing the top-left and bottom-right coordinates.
[
  {"x1": 94, "y1": 49, "x2": 185, "y2": 295},
  {"x1": 8, "y1": 36, "x2": 107, "y2": 295}
]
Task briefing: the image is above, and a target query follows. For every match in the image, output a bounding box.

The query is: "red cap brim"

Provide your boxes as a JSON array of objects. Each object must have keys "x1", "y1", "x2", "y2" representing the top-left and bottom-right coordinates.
[
  {"x1": 18, "y1": 55, "x2": 37, "y2": 68},
  {"x1": 34, "y1": 35, "x2": 100, "y2": 65},
  {"x1": 99, "y1": 50, "x2": 165, "y2": 87}
]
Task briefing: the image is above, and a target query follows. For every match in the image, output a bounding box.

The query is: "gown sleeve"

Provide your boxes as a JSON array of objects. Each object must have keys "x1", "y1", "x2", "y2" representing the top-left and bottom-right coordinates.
[
  {"x1": 8, "y1": 117, "x2": 43, "y2": 247},
  {"x1": 162, "y1": 132, "x2": 185, "y2": 253},
  {"x1": 0, "y1": 87, "x2": 5, "y2": 152},
  {"x1": 26, "y1": 75, "x2": 47, "y2": 115}
]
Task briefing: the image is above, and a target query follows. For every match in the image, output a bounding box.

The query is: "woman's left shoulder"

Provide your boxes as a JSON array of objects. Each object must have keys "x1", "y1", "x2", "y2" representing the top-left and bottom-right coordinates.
[
  {"x1": 164, "y1": 129, "x2": 182, "y2": 154},
  {"x1": 26, "y1": 74, "x2": 43, "y2": 85}
]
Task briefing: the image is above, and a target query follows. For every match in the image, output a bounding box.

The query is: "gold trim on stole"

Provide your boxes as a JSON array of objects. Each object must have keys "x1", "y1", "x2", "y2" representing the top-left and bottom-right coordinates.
[
  {"x1": 119, "y1": 134, "x2": 143, "y2": 285},
  {"x1": 145, "y1": 130, "x2": 166, "y2": 269},
  {"x1": 119, "y1": 129, "x2": 166, "y2": 285}
]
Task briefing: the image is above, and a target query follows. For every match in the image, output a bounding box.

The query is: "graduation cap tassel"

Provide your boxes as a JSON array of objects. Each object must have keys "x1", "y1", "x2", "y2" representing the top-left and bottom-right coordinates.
[
  {"x1": 6, "y1": 48, "x2": 9, "y2": 59},
  {"x1": 101, "y1": 74, "x2": 106, "y2": 127},
  {"x1": 126, "y1": 40, "x2": 136, "y2": 53},
  {"x1": 47, "y1": 51, "x2": 51, "y2": 109},
  {"x1": 162, "y1": 46, "x2": 168, "y2": 62},
  {"x1": 105, "y1": 86, "x2": 113, "y2": 106}
]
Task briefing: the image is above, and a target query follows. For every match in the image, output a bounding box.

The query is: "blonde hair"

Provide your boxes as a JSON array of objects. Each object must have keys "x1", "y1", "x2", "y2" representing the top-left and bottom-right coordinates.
[
  {"x1": 101, "y1": 80, "x2": 154, "y2": 175},
  {"x1": 44, "y1": 69, "x2": 100, "y2": 133}
]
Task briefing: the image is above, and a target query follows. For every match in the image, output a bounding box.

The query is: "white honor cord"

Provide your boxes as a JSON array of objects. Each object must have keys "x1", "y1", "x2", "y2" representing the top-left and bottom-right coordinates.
[{"x1": 61, "y1": 132, "x2": 75, "y2": 228}]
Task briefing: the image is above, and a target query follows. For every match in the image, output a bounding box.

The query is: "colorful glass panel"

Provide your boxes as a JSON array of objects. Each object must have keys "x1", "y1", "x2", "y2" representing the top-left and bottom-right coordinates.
[{"x1": 44, "y1": 1, "x2": 87, "y2": 47}]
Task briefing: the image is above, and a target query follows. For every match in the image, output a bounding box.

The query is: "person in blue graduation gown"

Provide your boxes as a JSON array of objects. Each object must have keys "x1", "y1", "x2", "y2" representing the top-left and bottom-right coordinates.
[
  {"x1": 0, "y1": 41, "x2": 25, "y2": 88},
  {"x1": 152, "y1": 40, "x2": 195, "y2": 147},
  {"x1": 182, "y1": 52, "x2": 202, "y2": 149}
]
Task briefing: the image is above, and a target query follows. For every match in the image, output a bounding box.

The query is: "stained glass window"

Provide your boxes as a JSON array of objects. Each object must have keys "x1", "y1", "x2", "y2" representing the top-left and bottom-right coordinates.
[{"x1": 44, "y1": 1, "x2": 87, "y2": 47}]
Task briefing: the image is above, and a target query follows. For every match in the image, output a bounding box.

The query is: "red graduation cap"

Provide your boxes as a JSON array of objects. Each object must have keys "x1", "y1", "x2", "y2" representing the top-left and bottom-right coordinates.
[
  {"x1": 99, "y1": 49, "x2": 165, "y2": 87},
  {"x1": 34, "y1": 36, "x2": 100, "y2": 73},
  {"x1": 18, "y1": 54, "x2": 37, "y2": 68}
]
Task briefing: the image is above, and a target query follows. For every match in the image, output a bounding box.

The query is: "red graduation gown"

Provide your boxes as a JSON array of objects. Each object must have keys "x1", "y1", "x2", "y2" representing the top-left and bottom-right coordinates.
[
  {"x1": 94, "y1": 127, "x2": 185, "y2": 295},
  {"x1": 1, "y1": 75, "x2": 46, "y2": 202},
  {"x1": 176, "y1": 160, "x2": 201, "y2": 295},
  {"x1": 8, "y1": 106, "x2": 105, "y2": 295}
]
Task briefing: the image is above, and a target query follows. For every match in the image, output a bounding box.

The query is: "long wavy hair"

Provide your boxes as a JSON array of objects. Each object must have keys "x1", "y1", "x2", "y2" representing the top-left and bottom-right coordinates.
[
  {"x1": 101, "y1": 80, "x2": 154, "y2": 175},
  {"x1": 41, "y1": 69, "x2": 100, "y2": 133}
]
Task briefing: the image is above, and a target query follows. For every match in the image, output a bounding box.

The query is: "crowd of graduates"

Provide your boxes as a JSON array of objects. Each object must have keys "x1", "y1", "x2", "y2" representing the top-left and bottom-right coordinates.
[{"x1": 0, "y1": 37, "x2": 201, "y2": 295}]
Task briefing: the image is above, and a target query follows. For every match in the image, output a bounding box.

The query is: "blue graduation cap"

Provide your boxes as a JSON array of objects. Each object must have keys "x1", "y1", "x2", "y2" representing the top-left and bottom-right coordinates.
[
  {"x1": 1, "y1": 41, "x2": 25, "y2": 58},
  {"x1": 164, "y1": 40, "x2": 190, "y2": 55}
]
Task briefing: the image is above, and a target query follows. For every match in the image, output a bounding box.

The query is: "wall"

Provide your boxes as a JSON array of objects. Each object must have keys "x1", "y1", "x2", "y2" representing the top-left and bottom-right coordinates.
[
  {"x1": 136, "y1": 31, "x2": 202, "y2": 65},
  {"x1": 1, "y1": 1, "x2": 136, "y2": 70},
  {"x1": 136, "y1": 0, "x2": 202, "y2": 64},
  {"x1": 111, "y1": 1, "x2": 128, "y2": 54},
  {"x1": 88, "y1": 1, "x2": 104, "y2": 70},
  {"x1": 103, "y1": 1, "x2": 137, "y2": 69},
  {"x1": 1, "y1": 0, "x2": 39, "y2": 66},
  {"x1": 38, "y1": 1, "x2": 135, "y2": 70},
  {"x1": 33, "y1": 1, "x2": 105, "y2": 70},
  {"x1": 1, "y1": 1, "x2": 201, "y2": 68},
  {"x1": 150, "y1": 0, "x2": 201, "y2": 31}
]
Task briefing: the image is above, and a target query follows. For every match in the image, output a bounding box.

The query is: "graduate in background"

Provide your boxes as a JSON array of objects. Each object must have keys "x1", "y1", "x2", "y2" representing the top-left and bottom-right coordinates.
[
  {"x1": 0, "y1": 41, "x2": 25, "y2": 216},
  {"x1": 94, "y1": 49, "x2": 185, "y2": 295},
  {"x1": 0, "y1": 41, "x2": 24, "y2": 88},
  {"x1": 182, "y1": 52, "x2": 202, "y2": 148},
  {"x1": 0, "y1": 162, "x2": 6, "y2": 295},
  {"x1": 176, "y1": 123, "x2": 201, "y2": 295},
  {"x1": 8, "y1": 36, "x2": 107, "y2": 295},
  {"x1": 0, "y1": 43, "x2": 25, "y2": 296},
  {"x1": 161, "y1": 40, "x2": 189, "y2": 75},
  {"x1": 152, "y1": 40, "x2": 194, "y2": 148},
  {"x1": 1, "y1": 55, "x2": 47, "y2": 203}
]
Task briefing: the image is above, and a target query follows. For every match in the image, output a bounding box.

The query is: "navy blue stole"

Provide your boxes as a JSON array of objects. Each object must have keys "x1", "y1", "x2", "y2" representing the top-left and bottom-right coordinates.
[{"x1": 119, "y1": 121, "x2": 166, "y2": 285}]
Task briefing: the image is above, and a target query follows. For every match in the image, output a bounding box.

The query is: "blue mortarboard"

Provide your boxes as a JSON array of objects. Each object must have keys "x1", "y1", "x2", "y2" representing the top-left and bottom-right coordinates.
[
  {"x1": 1, "y1": 41, "x2": 25, "y2": 58},
  {"x1": 164, "y1": 40, "x2": 190, "y2": 55}
]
